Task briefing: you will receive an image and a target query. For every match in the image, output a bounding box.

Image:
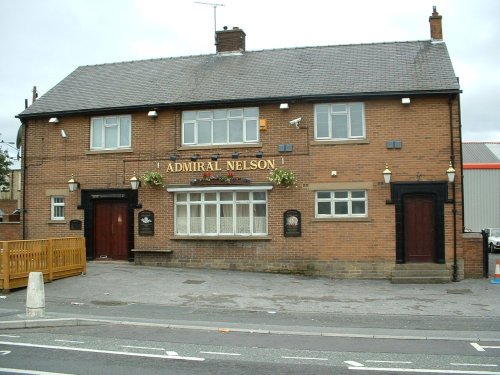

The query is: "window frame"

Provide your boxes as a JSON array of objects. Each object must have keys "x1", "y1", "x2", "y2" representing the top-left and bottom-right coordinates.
[
  {"x1": 90, "y1": 115, "x2": 132, "y2": 150},
  {"x1": 182, "y1": 107, "x2": 259, "y2": 146},
  {"x1": 315, "y1": 190, "x2": 368, "y2": 218},
  {"x1": 171, "y1": 187, "x2": 269, "y2": 237},
  {"x1": 314, "y1": 102, "x2": 365, "y2": 140},
  {"x1": 51, "y1": 196, "x2": 65, "y2": 221}
]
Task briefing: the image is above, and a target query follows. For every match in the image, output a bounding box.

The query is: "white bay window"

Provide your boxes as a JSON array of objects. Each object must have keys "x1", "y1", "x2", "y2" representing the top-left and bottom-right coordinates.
[{"x1": 168, "y1": 186, "x2": 270, "y2": 236}]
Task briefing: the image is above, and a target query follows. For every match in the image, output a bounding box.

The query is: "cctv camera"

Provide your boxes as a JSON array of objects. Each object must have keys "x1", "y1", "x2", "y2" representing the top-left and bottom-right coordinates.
[{"x1": 289, "y1": 117, "x2": 302, "y2": 128}]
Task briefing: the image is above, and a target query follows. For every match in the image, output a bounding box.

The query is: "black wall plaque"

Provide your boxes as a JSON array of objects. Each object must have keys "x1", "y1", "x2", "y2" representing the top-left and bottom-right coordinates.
[
  {"x1": 138, "y1": 210, "x2": 154, "y2": 236},
  {"x1": 69, "y1": 219, "x2": 82, "y2": 230},
  {"x1": 284, "y1": 210, "x2": 301, "y2": 237}
]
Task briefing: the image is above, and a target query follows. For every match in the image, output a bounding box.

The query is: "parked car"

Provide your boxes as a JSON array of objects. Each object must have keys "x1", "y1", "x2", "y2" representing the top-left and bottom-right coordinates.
[{"x1": 485, "y1": 228, "x2": 500, "y2": 253}]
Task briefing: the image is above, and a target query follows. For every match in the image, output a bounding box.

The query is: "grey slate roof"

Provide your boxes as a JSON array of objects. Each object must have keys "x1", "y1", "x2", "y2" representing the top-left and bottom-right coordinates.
[
  {"x1": 18, "y1": 40, "x2": 460, "y2": 118},
  {"x1": 463, "y1": 143, "x2": 500, "y2": 163}
]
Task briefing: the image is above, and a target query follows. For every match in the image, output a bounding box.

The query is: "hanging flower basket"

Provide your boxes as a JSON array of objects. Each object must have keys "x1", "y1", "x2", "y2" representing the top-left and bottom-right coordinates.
[
  {"x1": 142, "y1": 171, "x2": 164, "y2": 188},
  {"x1": 268, "y1": 168, "x2": 296, "y2": 187},
  {"x1": 190, "y1": 171, "x2": 251, "y2": 185}
]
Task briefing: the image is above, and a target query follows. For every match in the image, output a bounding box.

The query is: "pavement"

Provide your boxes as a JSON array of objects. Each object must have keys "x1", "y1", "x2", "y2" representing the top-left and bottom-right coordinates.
[{"x1": 1, "y1": 262, "x2": 500, "y2": 341}]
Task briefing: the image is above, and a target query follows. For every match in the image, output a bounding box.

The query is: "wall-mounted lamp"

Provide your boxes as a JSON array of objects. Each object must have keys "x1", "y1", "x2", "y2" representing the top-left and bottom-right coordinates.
[
  {"x1": 231, "y1": 152, "x2": 240, "y2": 159},
  {"x1": 130, "y1": 173, "x2": 140, "y2": 190},
  {"x1": 169, "y1": 154, "x2": 177, "y2": 161},
  {"x1": 211, "y1": 153, "x2": 220, "y2": 161},
  {"x1": 383, "y1": 163, "x2": 392, "y2": 184},
  {"x1": 147, "y1": 110, "x2": 158, "y2": 117},
  {"x1": 49, "y1": 117, "x2": 60, "y2": 123},
  {"x1": 61, "y1": 129, "x2": 68, "y2": 139},
  {"x1": 256, "y1": 151, "x2": 264, "y2": 159},
  {"x1": 401, "y1": 98, "x2": 411, "y2": 105},
  {"x1": 446, "y1": 161, "x2": 455, "y2": 183},
  {"x1": 191, "y1": 154, "x2": 199, "y2": 162},
  {"x1": 280, "y1": 103, "x2": 289, "y2": 110},
  {"x1": 68, "y1": 174, "x2": 79, "y2": 192}
]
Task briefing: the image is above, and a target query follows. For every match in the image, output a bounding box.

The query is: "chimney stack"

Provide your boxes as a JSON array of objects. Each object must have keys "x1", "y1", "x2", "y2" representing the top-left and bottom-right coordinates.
[
  {"x1": 429, "y1": 6, "x2": 443, "y2": 41},
  {"x1": 215, "y1": 26, "x2": 246, "y2": 53}
]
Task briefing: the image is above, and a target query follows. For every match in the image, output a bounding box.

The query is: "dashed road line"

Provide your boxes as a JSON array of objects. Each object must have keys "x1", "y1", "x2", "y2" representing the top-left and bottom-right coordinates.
[
  {"x1": 200, "y1": 351, "x2": 241, "y2": 356},
  {"x1": 0, "y1": 368, "x2": 74, "y2": 375},
  {"x1": 281, "y1": 356, "x2": 328, "y2": 361}
]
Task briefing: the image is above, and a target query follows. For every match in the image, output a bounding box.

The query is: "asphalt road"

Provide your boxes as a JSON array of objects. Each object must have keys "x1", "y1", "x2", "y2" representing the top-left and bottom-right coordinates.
[{"x1": 0, "y1": 325, "x2": 499, "y2": 375}]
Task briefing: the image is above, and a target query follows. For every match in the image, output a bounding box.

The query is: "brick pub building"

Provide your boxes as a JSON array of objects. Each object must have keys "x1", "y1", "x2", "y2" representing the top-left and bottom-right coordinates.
[{"x1": 16, "y1": 8, "x2": 464, "y2": 281}]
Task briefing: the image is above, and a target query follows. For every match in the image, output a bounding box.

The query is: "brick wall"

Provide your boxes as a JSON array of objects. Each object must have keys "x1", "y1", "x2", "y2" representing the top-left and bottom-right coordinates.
[
  {"x1": 0, "y1": 223, "x2": 22, "y2": 240},
  {"x1": 22, "y1": 95, "x2": 463, "y2": 278},
  {"x1": 462, "y1": 233, "x2": 484, "y2": 278}
]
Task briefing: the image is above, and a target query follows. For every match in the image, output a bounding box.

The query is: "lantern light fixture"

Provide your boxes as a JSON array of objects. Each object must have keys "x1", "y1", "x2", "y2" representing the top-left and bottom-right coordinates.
[
  {"x1": 446, "y1": 161, "x2": 456, "y2": 183},
  {"x1": 68, "y1": 174, "x2": 79, "y2": 192},
  {"x1": 130, "y1": 173, "x2": 140, "y2": 190},
  {"x1": 382, "y1": 163, "x2": 392, "y2": 184}
]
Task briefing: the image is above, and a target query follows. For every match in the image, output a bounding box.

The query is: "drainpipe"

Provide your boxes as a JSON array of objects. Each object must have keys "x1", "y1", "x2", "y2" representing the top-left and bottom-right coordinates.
[
  {"x1": 22, "y1": 121, "x2": 27, "y2": 240},
  {"x1": 449, "y1": 94, "x2": 458, "y2": 282}
]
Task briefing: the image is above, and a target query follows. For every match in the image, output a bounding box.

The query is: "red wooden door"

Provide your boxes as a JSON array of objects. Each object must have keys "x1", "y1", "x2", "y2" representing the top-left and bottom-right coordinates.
[
  {"x1": 93, "y1": 201, "x2": 129, "y2": 260},
  {"x1": 404, "y1": 194, "x2": 435, "y2": 263}
]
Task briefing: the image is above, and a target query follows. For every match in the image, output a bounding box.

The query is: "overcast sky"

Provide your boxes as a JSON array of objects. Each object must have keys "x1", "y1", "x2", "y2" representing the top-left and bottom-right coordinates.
[{"x1": 1, "y1": 0, "x2": 499, "y2": 163}]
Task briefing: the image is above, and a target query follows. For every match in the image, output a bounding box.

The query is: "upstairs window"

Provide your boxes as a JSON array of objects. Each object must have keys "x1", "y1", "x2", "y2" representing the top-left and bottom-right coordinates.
[
  {"x1": 314, "y1": 103, "x2": 365, "y2": 140},
  {"x1": 182, "y1": 108, "x2": 259, "y2": 146},
  {"x1": 91, "y1": 115, "x2": 131, "y2": 150}
]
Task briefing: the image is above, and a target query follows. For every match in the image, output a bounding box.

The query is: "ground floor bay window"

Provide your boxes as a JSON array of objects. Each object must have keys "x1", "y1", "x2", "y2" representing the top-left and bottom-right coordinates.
[{"x1": 167, "y1": 186, "x2": 272, "y2": 237}]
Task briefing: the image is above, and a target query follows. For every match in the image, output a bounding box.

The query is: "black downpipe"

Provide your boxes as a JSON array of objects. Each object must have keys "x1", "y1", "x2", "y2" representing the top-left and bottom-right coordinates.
[
  {"x1": 449, "y1": 95, "x2": 458, "y2": 282},
  {"x1": 22, "y1": 121, "x2": 27, "y2": 240}
]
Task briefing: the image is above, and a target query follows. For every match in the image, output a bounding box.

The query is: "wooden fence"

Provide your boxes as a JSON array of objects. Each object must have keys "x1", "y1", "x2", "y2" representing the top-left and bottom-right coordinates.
[{"x1": 0, "y1": 237, "x2": 86, "y2": 293}]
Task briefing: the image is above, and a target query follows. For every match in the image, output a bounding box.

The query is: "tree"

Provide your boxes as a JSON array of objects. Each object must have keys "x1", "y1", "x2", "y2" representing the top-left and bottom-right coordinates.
[{"x1": 0, "y1": 150, "x2": 13, "y2": 191}]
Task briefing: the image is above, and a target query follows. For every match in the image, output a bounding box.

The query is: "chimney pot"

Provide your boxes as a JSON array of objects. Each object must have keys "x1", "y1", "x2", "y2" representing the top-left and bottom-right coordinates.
[
  {"x1": 215, "y1": 26, "x2": 246, "y2": 53},
  {"x1": 429, "y1": 6, "x2": 443, "y2": 41}
]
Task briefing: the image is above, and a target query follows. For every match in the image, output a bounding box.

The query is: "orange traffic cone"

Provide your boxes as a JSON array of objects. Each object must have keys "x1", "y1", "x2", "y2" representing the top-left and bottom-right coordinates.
[{"x1": 491, "y1": 260, "x2": 500, "y2": 284}]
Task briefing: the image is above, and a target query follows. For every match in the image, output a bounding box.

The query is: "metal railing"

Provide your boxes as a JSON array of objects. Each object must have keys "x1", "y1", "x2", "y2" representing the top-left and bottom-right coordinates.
[{"x1": 0, "y1": 237, "x2": 86, "y2": 292}]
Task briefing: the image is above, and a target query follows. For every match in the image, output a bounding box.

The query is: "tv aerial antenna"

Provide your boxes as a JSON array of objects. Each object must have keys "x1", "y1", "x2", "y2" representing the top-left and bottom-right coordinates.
[{"x1": 194, "y1": 2, "x2": 225, "y2": 36}]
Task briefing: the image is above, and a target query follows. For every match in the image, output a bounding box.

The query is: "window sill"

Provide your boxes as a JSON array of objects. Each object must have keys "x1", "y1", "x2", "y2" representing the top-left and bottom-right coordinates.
[
  {"x1": 132, "y1": 249, "x2": 173, "y2": 253},
  {"x1": 171, "y1": 235, "x2": 271, "y2": 241},
  {"x1": 311, "y1": 139, "x2": 369, "y2": 146},
  {"x1": 86, "y1": 148, "x2": 133, "y2": 155},
  {"x1": 312, "y1": 217, "x2": 371, "y2": 223},
  {"x1": 177, "y1": 143, "x2": 262, "y2": 151},
  {"x1": 48, "y1": 220, "x2": 67, "y2": 224}
]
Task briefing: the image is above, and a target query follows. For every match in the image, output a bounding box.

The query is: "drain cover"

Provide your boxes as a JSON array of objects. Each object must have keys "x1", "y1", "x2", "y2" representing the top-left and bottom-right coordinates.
[{"x1": 183, "y1": 280, "x2": 206, "y2": 284}]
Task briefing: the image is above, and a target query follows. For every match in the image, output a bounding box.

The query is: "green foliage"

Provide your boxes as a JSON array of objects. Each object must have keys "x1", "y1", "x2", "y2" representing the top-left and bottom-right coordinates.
[
  {"x1": 141, "y1": 171, "x2": 164, "y2": 188},
  {"x1": 0, "y1": 150, "x2": 12, "y2": 191},
  {"x1": 268, "y1": 168, "x2": 296, "y2": 186}
]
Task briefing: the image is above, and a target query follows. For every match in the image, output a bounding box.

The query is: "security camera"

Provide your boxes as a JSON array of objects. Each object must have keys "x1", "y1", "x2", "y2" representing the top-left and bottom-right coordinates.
[
  {"x1": 61, "y1": 129, "x2": 67, "y2": 139},
  {"x1": 289, "y1": 117, "x2": 302, "y2": 129}
]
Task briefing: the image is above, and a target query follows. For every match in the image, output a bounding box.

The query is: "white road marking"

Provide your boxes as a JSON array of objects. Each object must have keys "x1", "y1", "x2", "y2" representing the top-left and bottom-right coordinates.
[
  {"x1": 0, "y1": 351, "x2": 11, "y2": 355},
  {"x1": 0, "y1": 368, "x2": 74, "y2": 375},
  {"x1": 472, "y1": 343, "x2": 486, "y2": 352},
  {"x1": 200, "y1": 351, "x2": 241, "y2": 356},
  {"x1": 282, "y1": 356, "x2": 328, "y2": 361},
  {"x1": 348, "y1": 365, "x2": 500, "y2": 374},
  {"x1": 0, "y1": 335, "x2": 20, "y2": 338},
  {"x1": 0, "y1": 340, "x2": 204, "y2": 361},
  {"x1": 345, "y1": 360, "x2": 364, "y2": 367},
  {"x1": 451, "y1": 364, "x2": 498, "y2": 368},
  {"x1": 366, "y1": 360, "x2": 413, "y2": 364},
  {"x1": 54, "y1": 340, "x2": 84, "y2": 344},
  {"x1": 471, "y1": 343, "x2": 500, "y2": 352},
  {"x1": 122, "y1": 345, "x2": 164, "y2": 351}
]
